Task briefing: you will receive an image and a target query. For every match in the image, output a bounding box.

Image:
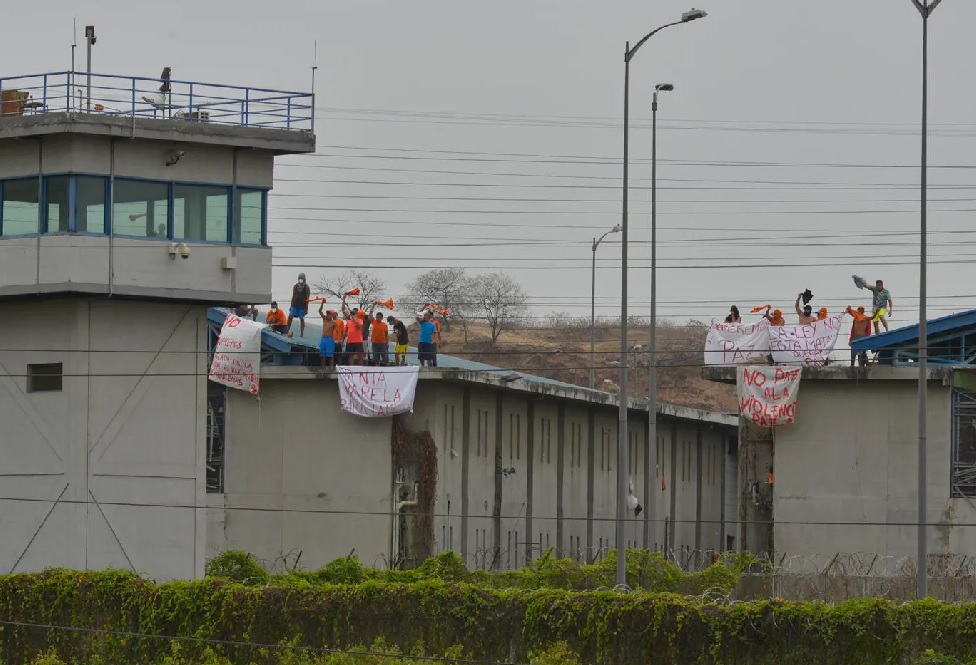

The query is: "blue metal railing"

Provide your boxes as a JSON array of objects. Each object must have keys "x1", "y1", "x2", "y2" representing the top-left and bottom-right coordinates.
[{"x1": 0, "y1": 71, "x2": 314, "y2": 132}]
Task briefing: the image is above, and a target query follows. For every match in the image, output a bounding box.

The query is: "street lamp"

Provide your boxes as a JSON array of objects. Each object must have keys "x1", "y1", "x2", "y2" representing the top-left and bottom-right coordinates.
[
  {"x1": 911, "y1": 0, "x2": 943, "y2": 600},
  {"x1": 646, "y1": 82, "x2": 673, "y2": 551},
  {"x1": 616, "y1": 7, "x2": 707, "y2": 588},
  {"x1": 590, "y1": 225, "x2": 622, "y2": 389}
]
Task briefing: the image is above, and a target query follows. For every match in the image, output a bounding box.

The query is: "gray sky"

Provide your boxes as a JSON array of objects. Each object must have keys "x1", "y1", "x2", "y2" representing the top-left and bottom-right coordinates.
[{"x1": 7, "y1": 0, "x2": 976, "y2": 329}]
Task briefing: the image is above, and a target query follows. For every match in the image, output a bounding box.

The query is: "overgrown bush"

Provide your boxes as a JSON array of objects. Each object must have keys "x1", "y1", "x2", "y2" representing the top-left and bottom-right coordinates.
[
  {"x1": 205, "y1": 550, "x2": 269, "y2": 585},
  {"x1": 5, "y1": 569, "x2": 976, "y2": 665}
]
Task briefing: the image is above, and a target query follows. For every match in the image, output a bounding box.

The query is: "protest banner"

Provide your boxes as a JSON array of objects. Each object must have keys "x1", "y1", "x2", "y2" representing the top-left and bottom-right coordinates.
[
  {"x1": 704, "y1": 319, "x2": 771, "y2": 366},
  {"x1": 768, "y1": 313, "x2": 844, "y2": 365},
  {"x1": 208, "y1": 314, "x2": 264, "y2": 395},
  {"x1": 337, "y1": 365, "x2": 421, "y2": 417},
  {"x1": 737, "y1": 366, "x2": 802, "y2": 427}
]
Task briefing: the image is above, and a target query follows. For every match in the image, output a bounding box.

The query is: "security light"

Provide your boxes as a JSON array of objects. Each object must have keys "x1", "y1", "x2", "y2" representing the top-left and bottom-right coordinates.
[
  {"x1": 656, "y1": 83, "x2": 675, "y2": 92},
  {"x1": 681, "y1": 9, "x2": 707, "y2": 22}
]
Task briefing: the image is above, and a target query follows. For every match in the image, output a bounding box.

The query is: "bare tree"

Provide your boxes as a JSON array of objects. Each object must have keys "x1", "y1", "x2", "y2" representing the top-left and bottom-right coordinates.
[
  {"x1": 316, "y1": 271, "x2": 387, "y2": 311},
  {"x1": 403, "y1": 268, "x2": 475, "y2": 340},
  {"x1": 473, "y1": 272, "x2": 528, "y2": 344}
]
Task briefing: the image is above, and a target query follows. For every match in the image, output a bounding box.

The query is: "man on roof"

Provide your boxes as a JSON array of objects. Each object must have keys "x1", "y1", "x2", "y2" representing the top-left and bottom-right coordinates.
[
  {"x1": 287, "y1": 273, "x2": 311, "y2": 338},
  {"x1": 761, "y1": 305, "x2": 785, "y2": 327},
  {"x1": 266, "y1": 301, "x2": 288, "y2": 334},
  {"x1": 794, "y1": 294, "x2": 817, "y2": 325},
  {"x1": 862, "y1": 278, "x2": 893, "y2": 334},
  {"x1": 846, "y1": 304, "x2": 872, "y2": 367}
]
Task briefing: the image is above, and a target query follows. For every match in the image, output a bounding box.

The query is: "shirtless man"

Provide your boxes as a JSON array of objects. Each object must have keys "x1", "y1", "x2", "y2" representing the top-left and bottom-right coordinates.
[
  {"x1": 794, "y1": 294, "x2": 817, "y2": 325},
  {"x1": 318, "y1": 302, "x2": 336, "y2": 368}
]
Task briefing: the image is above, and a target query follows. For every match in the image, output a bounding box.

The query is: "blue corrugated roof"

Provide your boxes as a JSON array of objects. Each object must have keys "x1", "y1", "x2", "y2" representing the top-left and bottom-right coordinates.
[
  {"x1": 208, "y1": 307, "x2": 595, "y2": 393},
  {"x1": 851, "y1": 308, "x2": 976, "y2": 352}
]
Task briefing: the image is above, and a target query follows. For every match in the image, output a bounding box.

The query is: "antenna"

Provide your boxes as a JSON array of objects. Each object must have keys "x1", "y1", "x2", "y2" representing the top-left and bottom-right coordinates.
[
  {"x1": 310, "y1": 40, "x2": 318, "y2": 133},
  {"x1": 311, "y1": 40, "x2": 318, "y2": 91},
  {"x1": 71, "y1": 18, "x2": 77, "y2": 108}
]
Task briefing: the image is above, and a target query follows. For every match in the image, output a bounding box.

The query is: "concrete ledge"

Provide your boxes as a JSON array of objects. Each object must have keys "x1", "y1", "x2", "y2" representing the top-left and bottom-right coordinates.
[
  {"x1": 260, "y1": 365, "x2": 738, "y2": 427},
  {"x1": 0, "y1": 112, "x2": 316, "y2": 155},
  {"x1": 0, "y1": 283, "x2": 268, "y2": 304},
  {"x1": 703, "y1": 364, "x2": 953, "y2": 384}
]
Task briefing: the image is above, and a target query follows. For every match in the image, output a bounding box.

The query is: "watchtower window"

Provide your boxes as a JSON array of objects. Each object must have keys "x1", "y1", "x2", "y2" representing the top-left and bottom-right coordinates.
[
  {"x1": 27, "y1": 363, "x2": 63, "y2": 393},
  {"x1": 234, "y1": 189, "x2": 264, "y2": 245},
  {"x1": 0, "y1": 177, "x2": 40, "y2": 236},
  {"x1": 174, "y1": 184, "x2": 229, "y2": 243},
  {"x1": 113, "y1": 179, "x2": 169, "y2": 238},
  {"x1": 78, "y1": 177, "x2": 108, "y2": 234},
  {"x1": 44, "y1": 176, "x2": 70, "y2": 233}
]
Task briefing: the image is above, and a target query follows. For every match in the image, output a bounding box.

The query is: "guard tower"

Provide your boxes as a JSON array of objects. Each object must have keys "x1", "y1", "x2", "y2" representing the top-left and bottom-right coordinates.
[{"x1": 0, "y1": 70, "x2": 315, "y2": 579}]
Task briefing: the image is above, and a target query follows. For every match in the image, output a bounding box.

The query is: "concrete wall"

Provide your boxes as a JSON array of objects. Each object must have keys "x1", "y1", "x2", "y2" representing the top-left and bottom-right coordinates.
[
  {"x1": 0, "y1": 299, "x2": 207, "y2": 579},
  {"x1": 215, "y1": 380, "x2": 394, "y2": 570},
  {"x1": 0, "y1": 236, "x2": 271, "y2": 302},
  {"x1": 210, "y1": 373, "x2": 736, "y2": 572},
  {"x1": 0, "y1": 135, "x2": 274, "y2": 187},
  {"x1": 773, "y1": 378, "x2": 953, "y2": 561}
]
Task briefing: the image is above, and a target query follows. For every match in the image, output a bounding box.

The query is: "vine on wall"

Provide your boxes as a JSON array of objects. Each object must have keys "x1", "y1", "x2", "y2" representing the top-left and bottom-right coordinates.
[{"x1": 391, "y1": 415, "x2": 438, "y2": 561}]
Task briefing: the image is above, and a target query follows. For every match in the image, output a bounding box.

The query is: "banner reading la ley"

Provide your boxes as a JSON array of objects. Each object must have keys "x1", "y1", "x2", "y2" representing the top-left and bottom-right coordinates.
[
  {"x1": 737, "y1": 366, "x2": 802, "y2": 427},
  {"x1": 769, "y1": 314, "x2": 844, "y2": 366},
  {"x1": 208, "y1": 314, "x2": 264, "y2": 395},
  {"x1": 337, "y1": 366, "x2": 420, "y2": 417}
]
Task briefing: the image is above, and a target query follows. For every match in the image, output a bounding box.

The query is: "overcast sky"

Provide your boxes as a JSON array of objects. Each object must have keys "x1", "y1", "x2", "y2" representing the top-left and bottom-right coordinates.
[{"x1": 7, "y1": 0, "x2": 976, "y2": 330}]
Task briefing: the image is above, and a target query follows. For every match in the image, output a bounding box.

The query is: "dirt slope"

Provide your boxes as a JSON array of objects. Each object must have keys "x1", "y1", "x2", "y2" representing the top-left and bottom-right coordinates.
[{"x1": 434, "y1": 320, "x2": 736, "y2": 414}]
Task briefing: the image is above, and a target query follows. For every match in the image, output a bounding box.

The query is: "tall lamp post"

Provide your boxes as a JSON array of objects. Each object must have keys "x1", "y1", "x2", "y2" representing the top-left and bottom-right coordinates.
[
  {"x1": 590, "y1": 225, "x2": 622, "y2": 389},
  {"x1": 647, "y1": 82, "x2": 673, "y2": 549},
  {"x1": 911, "y1": 0, "x2": 943, "y2": 600},
  {"x1": 616, "y1": 7, "x2": 707, "y2": 588}
]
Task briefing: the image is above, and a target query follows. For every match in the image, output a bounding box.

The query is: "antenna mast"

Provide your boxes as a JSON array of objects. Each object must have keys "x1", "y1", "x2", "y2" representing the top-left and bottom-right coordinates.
[{"x1": 310, "y1": 40, "x2": 318, "y2": 133}]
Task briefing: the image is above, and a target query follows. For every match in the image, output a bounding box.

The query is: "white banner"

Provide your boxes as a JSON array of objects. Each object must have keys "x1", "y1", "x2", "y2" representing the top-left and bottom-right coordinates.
[
  {"x1": 737, "y1": 366, "x2": 802, "y2": 427},
  {"x1": 337, "y1": 365, "x2": 421, "y2": 417},
  {"x1": 704, "y1": 319, "x2": 771, "y2": 366},
  {"x1": 209, "y1": 314, "x2": 264, "y2": 395},
  {"x1": 768, "y1": 314, "x2": 844, "y2": 366}
]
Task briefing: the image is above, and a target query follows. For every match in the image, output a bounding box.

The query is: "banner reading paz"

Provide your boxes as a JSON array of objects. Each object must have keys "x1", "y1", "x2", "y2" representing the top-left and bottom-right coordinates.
[
  {"x1": 208, "y1": 314, "x2": 264, "y2": 395},
  {"x1": 704, "y1": 319, "x2": 771, "y2": 366},
  {"x1": 737, "y1": 366, "x2": 801, "y2": 427},
  {"x1": 337, "y1": 366, "x2": 421, "y2": 417}
]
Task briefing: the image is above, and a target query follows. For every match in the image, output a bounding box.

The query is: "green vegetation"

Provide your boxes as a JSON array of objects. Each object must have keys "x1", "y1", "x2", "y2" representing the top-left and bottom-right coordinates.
[
  {"x1": 0, "y1": 551, "x2": 974, "y2": 665},
  {"x1": 253, "y1": 549, "x2": 762, "y2": 596}
]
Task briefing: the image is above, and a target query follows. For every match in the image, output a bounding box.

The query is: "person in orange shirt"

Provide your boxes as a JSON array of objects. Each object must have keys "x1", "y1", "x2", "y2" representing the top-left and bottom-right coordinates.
[
  {"x1": 332, "y1": 313, "x2": 346, "y2": 365},
  {"x1": 817, "y1": 307, "x2": 828, "y2": 321},
  {"x1": 846, "y1": 305, "x2": 872, "y2": 367},
  {"x1": 762, "y1": 305, "x2": 785, "y2": 327},
  {"x1": 342, "y1": 301, "x2": 365, "y2": 366},
  {"x1": 265, "y1": 301, "x2": 288, "y2": 334},
  {"x1": 371, "y1": 312, "x2": 390, "y2": 366}
]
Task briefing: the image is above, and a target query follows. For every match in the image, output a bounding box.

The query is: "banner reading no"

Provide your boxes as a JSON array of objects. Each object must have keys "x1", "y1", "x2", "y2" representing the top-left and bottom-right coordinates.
[
  {"x1": 737, "y1": 366, "x2": 802, "y2": 427},
  {"x1": 208, "y1": 314, "x2": 264, "y2": 395}
]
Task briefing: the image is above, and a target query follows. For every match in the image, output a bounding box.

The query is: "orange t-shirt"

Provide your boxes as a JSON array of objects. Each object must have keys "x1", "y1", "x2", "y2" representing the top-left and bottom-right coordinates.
[
  {"x1": 346, "y1": 317, "x2": 364, "y2": 344},
  {"x1": 371, "y1": 320, "x2": 389, "y2": 344},
  {"x1": 332, "y1": 318, "x2": 345, "y2": 342},
  {"x1": 266, "y1": 308, "x2": 287, "y2": 326}
]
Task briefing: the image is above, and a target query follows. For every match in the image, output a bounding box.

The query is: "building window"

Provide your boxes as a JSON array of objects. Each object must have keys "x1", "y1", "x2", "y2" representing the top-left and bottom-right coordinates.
[
  {"x1": 27, "y1": 363, "x2": 62, "y2": 393},
  {"x1": 175, "y1": 184, "x2": 229, "y2": 242},
  {"x1": 44, "y1": 176, "x2": 70, "y2": 233},
  {"x1": 952, "y1": 389, "x2": 976, "y2": 498},
  {"x1": 234, "y1": 189, "x2": 265, "y2": 245},
  {"x1": 1, "y1": 177, "x2": 40, "y2": 236},
  {"x1": 114, "y1": 179, "x2": 169, "y2": 238},
  {"x1": 207, "y1": 383, "x2": 226, "y2": 493},
  {"x1": 77, "y1": 177, "x2": 108, "y2": 234}
]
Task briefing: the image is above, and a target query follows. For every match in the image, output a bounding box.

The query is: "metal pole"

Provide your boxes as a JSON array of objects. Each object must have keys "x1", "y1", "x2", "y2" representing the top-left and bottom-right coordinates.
[
  {"x1": 616, "y1": 45, "x2": 631, "y2": 588},
  {"x1": 590, "y1": 238, "x2": 598, "y2": 389},
  {"x1": 85, "y1": 38, "x2": 91, "y2": 112},
  {"x1": 648, "y1": 92, "x2": 659, "y2": 549},
  {"x1": 917, "y1": 2, "x2": 930, "y2": 600}
]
